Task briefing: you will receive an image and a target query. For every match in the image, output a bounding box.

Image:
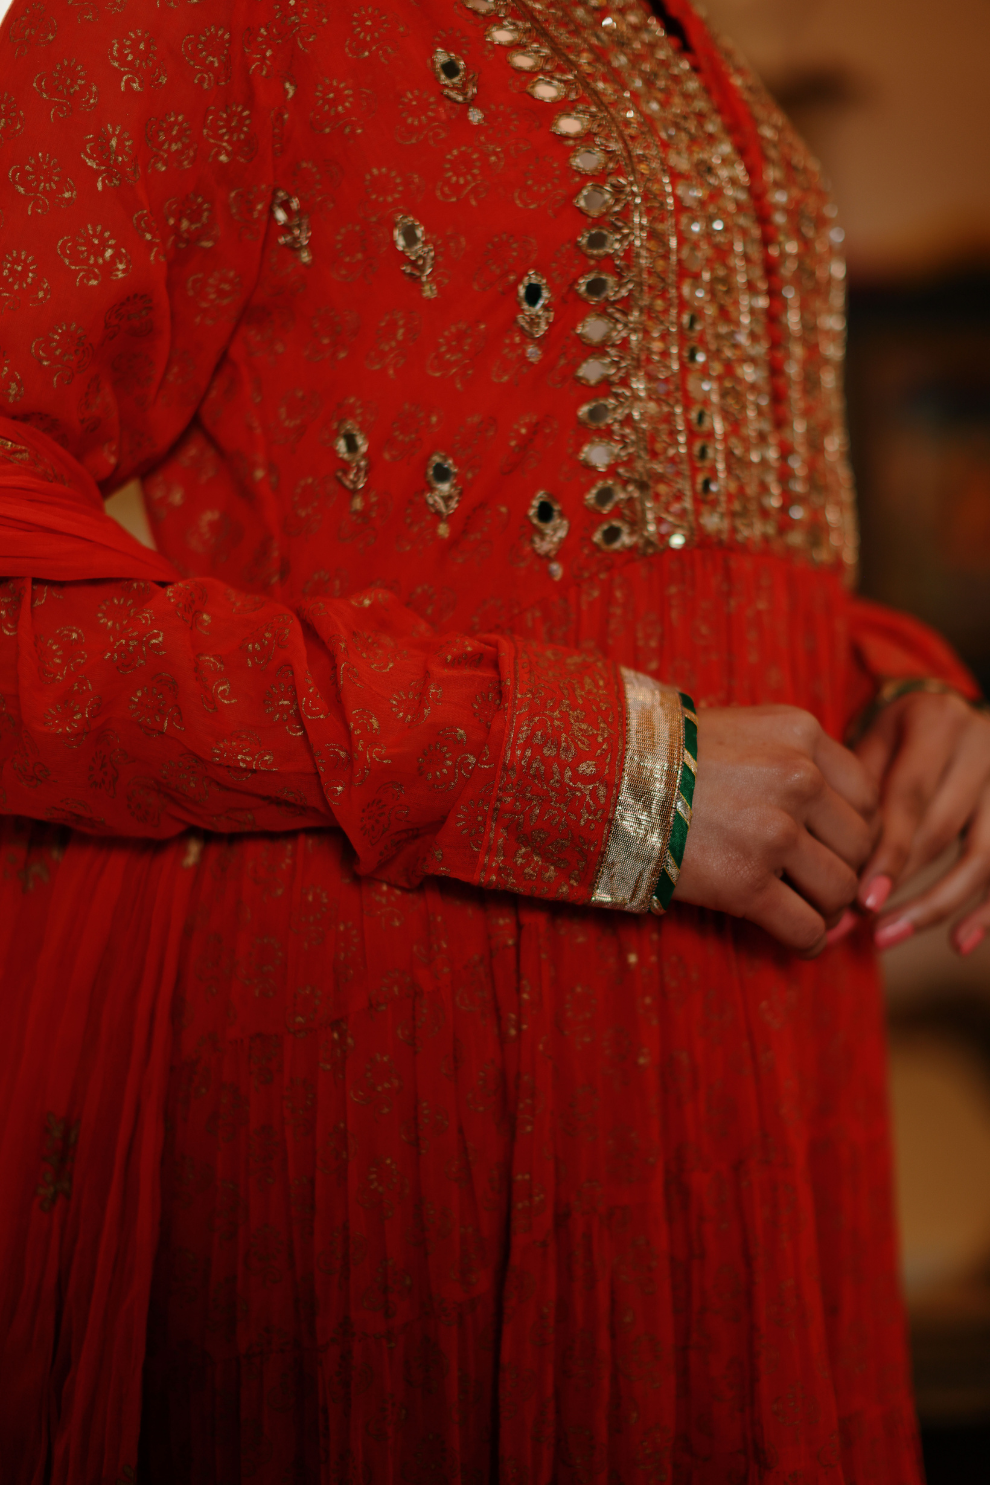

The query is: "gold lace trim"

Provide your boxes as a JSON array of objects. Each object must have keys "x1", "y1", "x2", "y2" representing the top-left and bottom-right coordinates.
[{"x1": 591, "y1": 667, "x2": 684, "y2": 912}]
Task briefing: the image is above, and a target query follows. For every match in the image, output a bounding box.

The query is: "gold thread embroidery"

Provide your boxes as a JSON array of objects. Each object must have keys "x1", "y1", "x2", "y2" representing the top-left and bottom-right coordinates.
[
  {"x1": 393, "y1": 213, "x2": 438, "y2": 299},
  {"x1": 270, "y1": 188, "x2": 312, "y2": 265},
  {"x1": 462, "y1": 0, "x2": 855, "y2": 574},
  {"x1": 432, "y1": 48, "x2": 479, "y2": 104}
]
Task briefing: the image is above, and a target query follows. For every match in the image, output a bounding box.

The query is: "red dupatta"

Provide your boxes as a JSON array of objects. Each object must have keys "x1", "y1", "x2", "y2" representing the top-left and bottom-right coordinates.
[
  {"x1": 0, "y1": 417, "x2": 189, "y2": 1483},
  {"x1": 0, "y1": 417, "x2": 178, "y2": 582}
]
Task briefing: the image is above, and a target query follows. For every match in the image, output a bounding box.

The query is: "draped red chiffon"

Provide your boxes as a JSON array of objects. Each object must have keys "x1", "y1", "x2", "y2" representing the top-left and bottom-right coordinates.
[{"x1": 0, "y1": 0, "x2": 979, "y2": 1481}]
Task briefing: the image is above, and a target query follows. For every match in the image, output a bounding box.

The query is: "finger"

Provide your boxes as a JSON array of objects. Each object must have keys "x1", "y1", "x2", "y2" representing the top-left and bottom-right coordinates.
[
  {"x1": 897, "y1": 740, "x2": 990, "y2": 885},
  {"x1": 854, "y1": 701, "x2": 902, "y2": 788},
  {"x1": 805, "y1": 783, "x2": 878, "y2": 873},
  {"x1": 814, "y1": 731, "x2": 879, "y2": 821},
  {"x1": 783, "y1": 829, "x2": 859, "y2": 922},
  {"x1": 745, "y1": 874, "x2": 828, "y2": 957},
  {"x1": 858, "y1": 709, "x2": 959, "y2": 896},
  {"x1": 825, "y1": 908, "x2": 859, "y2": 947},
  {"x1": 953, "y1": 890, "x2": 990, "y2": 957},
  {"x1": 873, "y1": 830, "x2": 990, "y2": 950}
]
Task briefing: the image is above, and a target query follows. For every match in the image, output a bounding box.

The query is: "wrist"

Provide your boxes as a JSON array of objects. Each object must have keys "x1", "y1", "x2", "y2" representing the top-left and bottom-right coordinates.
[{"x1": 850, "y1": 676, "x2": 986, "y2": 744}]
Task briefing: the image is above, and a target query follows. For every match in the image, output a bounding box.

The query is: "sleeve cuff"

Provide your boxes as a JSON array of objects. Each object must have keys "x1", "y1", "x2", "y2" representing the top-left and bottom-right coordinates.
[
  {"x1": 450, "y1": 648, "x2": 694, "y2": 914},
  {"x1": 590, "y1": 667, "x2": 688, "y2": 913},
  {"x1": 471, "y1": 639, "x2": 627, "y2": 903}
]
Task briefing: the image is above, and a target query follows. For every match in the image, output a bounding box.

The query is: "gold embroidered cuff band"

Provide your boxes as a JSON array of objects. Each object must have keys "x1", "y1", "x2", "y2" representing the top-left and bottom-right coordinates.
[{"x1": 590, "y1": 668, "x2": 690, "y2": 914}]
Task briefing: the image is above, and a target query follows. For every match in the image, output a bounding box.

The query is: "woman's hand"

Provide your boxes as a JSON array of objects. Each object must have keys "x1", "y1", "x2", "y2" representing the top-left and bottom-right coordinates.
[
  {"x1": 673, "y1": 706, "x2": 879, "y2": 955},
  {"x1": 854, "y1": 692, "x2": 990, "y2": 954}
]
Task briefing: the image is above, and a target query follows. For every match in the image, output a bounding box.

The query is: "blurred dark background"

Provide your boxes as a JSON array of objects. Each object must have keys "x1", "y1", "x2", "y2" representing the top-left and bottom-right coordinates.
[{"x1": 704, "y1": 1, "x2": 990, "y2": 1478}]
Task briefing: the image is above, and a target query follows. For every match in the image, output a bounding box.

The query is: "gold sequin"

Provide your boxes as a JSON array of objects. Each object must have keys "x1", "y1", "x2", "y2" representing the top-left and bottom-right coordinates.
[{"x1": 270, "y1": 188, "x2": 312, "y2": 265}]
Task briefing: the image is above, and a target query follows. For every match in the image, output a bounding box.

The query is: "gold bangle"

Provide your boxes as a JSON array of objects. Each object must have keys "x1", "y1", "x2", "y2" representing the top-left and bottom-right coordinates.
[{"x1": 849, "y1": 677, "x2": 982, "y2": 745}]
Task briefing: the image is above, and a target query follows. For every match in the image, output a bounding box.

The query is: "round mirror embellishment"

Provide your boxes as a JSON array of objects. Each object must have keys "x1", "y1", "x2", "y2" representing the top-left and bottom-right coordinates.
[
  {"x1": 431, "y1": 48, "x2": 479, "y2": 105},
  {"x1": 333, "y1": 422, "x2": 370, "y2": 509},
  {"x1": 423, "y1": 453, "x2": 462, "y2": 539},
  {"x1": 516, "y1": 271, "x2": 554, "y2": 340},
  {"x1": 528, "y1": 491, "x2": 569, "y2": 580},
  {"x1": 528, "y1": 75, "x2": 570, "y2": 103}
]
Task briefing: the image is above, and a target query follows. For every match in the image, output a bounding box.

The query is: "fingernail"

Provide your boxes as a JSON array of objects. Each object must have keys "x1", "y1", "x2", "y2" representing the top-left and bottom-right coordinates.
[
  {"x1": 862, "y1": 874, "x2": 893, "y2": 914},
  {"x1": 874, "y1": 917, "x2": 914, "y2": 951},
  {"x1": 825, "y1": 909, "x2": 857, "y2": 946},
  {"x1": 957, "y1": 927, "x2": 985, "y2": 957}
]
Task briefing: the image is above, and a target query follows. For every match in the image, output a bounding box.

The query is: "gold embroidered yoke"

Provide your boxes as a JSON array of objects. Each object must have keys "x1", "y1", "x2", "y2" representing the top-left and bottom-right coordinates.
[{"x1": 482, "y1": 0, "x2": 857, "y2": 571}]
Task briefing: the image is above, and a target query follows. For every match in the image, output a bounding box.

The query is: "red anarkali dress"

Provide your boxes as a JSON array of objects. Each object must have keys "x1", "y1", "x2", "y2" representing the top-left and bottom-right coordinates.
[{"x1": 0, "y1": 0, "x2": 978, "y2": 1480}]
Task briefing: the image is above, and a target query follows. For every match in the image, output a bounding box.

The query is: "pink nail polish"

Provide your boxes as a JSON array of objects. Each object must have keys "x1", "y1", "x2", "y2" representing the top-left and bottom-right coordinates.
[
  {"x1": 874, "y1": 918, "x2": 914, "y2": 951},
  {"x1": 862, "y1": 874, "x2": 893, "y2": 914},
  {"x1": 958, "y1": 927, "x2": 985, "y2": 957},
  {"x1": 825, "y1": 909, "x2": 857, "y2": 946}
]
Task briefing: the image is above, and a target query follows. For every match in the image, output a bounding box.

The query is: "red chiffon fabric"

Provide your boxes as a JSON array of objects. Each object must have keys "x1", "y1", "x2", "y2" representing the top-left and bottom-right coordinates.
[
  {"x1": 0, "y1": 0, "x2": 980, "y2": 1480},
  {"x1": 4, "y1": 555, "x2": 966, "y2": 1485},
  {"x1": 0, "y1": 422, "x2": 180, "y2": 583}
]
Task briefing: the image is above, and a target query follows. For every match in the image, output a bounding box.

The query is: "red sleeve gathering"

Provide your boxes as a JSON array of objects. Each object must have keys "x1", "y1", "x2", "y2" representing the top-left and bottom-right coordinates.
[
  {"x1": 0, "y1": 5, "x2": 629, "y2": 906},
  {"x1": 844, "y1": 593, "x2": 982, "y2": 730}
]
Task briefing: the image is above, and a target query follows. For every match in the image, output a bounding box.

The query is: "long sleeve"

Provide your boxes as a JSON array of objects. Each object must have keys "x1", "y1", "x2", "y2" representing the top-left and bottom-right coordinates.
[
  {"x1": 1, "y1": 530, "x2": 687, "y2": 903},
  {"x1": 0, "y1": 1, "x2": 681, "y2": 907}
]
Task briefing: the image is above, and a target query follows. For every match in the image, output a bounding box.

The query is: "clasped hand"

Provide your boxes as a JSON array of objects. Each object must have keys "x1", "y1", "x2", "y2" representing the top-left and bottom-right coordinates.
[{"x1": 673, "y1": 695, "x2": 990, "y2": 957}]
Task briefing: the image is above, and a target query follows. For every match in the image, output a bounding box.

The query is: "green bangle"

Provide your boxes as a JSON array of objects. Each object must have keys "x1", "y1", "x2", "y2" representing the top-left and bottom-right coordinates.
[{"x1": 650, "y1": 691, "x2": 697, "y2": 916}]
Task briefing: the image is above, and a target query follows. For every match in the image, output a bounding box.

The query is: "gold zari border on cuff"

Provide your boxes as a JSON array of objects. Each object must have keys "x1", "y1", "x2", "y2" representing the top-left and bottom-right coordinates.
[{"x1": 590, "y1": 667, "x2": 686, "y2": 913}]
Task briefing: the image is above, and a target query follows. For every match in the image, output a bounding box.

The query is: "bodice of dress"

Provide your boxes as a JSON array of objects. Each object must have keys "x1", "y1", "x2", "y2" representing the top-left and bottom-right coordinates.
[{"x1": 47, "y1": 0, "x2": 855, "y2": 634}]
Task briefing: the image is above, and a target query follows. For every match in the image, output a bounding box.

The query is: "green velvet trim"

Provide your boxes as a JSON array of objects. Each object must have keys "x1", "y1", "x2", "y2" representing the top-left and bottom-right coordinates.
[{"x1": 650, "y1": 692, "x2": 696, "y2": 915}]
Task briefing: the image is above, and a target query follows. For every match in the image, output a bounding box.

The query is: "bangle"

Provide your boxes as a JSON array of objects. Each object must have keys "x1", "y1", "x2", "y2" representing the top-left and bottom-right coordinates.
[
  {"x1": 850, "y1": 676, "x2": 985, "y2": 744},
  {"x1": 650, "y1": 692, "x2": 697, "y2": 916}
]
